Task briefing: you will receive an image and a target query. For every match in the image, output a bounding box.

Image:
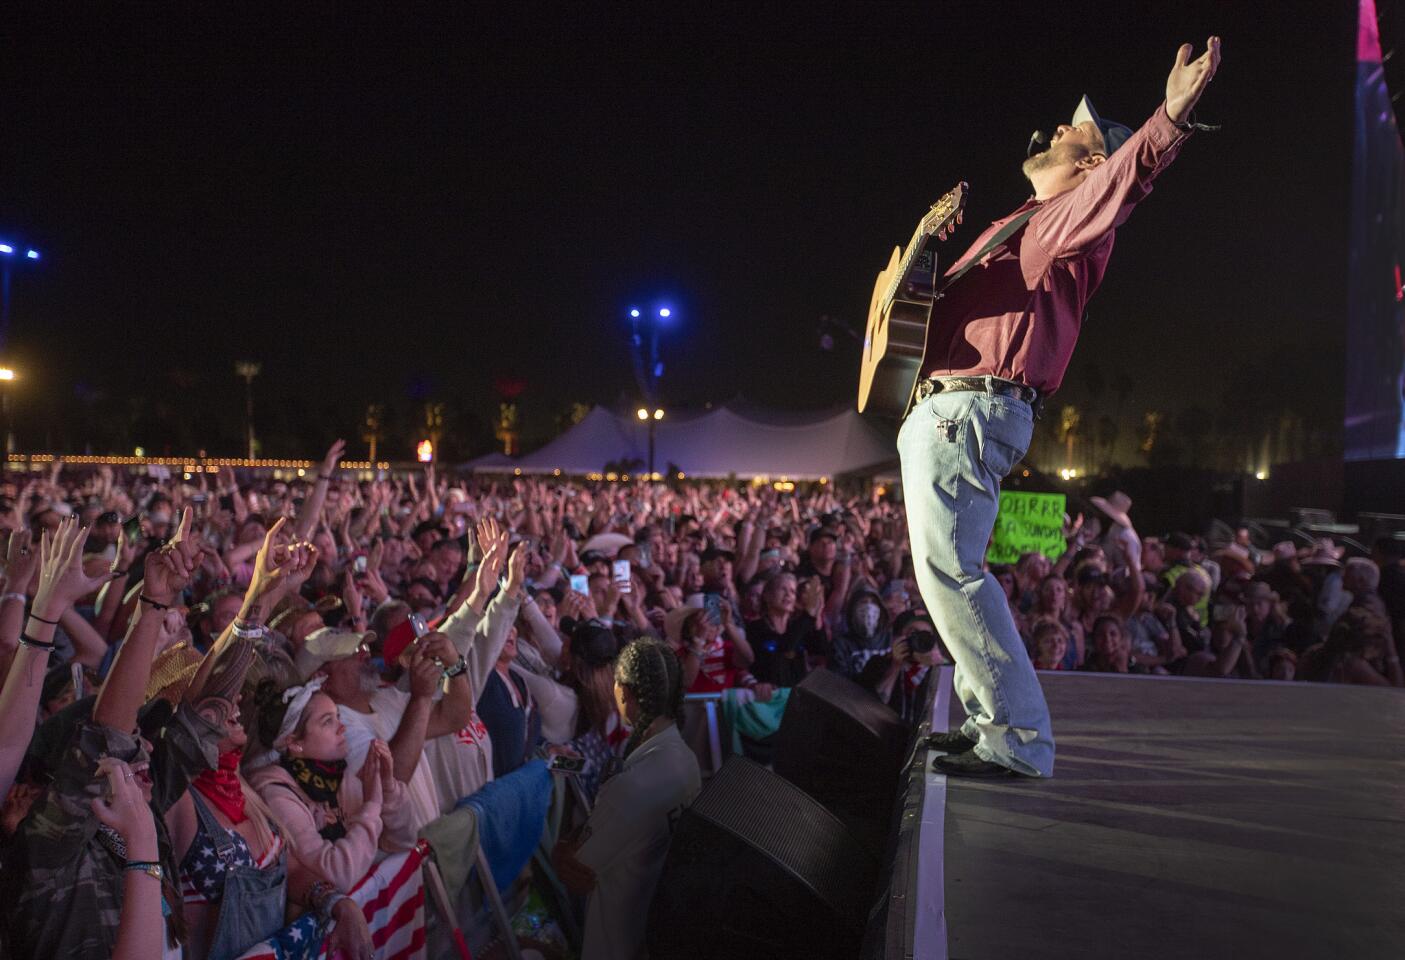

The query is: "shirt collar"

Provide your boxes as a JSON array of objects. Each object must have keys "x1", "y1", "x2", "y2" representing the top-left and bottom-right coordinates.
[{"x1": 624, "y1": 722, "x2": 681, "y2": 769}]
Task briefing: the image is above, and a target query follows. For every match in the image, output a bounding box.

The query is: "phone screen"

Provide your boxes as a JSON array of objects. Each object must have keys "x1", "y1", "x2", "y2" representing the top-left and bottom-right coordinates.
[
  {"x1": 612, "y1": 559, "x2": 631, "y2": 594},
  {"x1": 548, "y1": 754, "x2": 585, "y2": 774},
  {"x1": 122, "y1": 516, "x2": 142, "y2": 545},
  {"x1": 569, "y1": 573, "x2": 589, "y2": 595},
  {"x1": 354, "y1": 555, "x2": 368, "y2": 574}
]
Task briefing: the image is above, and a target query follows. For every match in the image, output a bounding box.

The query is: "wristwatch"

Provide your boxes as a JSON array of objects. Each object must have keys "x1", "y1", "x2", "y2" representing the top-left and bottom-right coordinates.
[{"x1": 443, "y1": 655, "x2": 469, "y2": 679}]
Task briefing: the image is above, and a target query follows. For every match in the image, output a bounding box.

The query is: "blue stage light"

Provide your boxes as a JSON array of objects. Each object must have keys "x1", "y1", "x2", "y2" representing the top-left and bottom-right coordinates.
[
  {"x1": 658, "y1": 307, "x2": 671, "y2": 318},
  {"x1": 25, "y1": 249, "x2": 38, "y2": 260},
  {"x1": 0, "y1": 245, "x2": 12, "y2": 255},
  {"x1": 629, "y1": 308, "x2": 641, "y2": 318}
]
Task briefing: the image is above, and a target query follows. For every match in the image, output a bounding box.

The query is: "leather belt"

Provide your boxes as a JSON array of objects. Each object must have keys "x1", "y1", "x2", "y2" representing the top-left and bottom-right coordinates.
[{"x1": 916, "y1": 375, "x2": 1040, "y2": 407}]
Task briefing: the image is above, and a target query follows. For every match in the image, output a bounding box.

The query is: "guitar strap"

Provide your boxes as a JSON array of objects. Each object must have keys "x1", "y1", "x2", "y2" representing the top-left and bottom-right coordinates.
[
  {"x1": 900, "y1": 205, "x2": 1043, "y2": 419},
  {"x1": 937, "y1": 205, "x2": 1040, "y2": 294}
]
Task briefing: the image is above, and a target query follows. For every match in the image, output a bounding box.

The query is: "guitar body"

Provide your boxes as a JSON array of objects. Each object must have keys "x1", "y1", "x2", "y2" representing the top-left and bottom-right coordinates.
[{"x1": 857, "y1": 183, "x2": 967, "y2": 419}]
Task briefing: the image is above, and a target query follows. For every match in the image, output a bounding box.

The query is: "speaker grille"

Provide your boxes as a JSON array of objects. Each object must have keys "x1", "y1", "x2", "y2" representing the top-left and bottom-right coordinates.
[{"x1": 688, "y1": 757, "x2": 878, "y2": 920}]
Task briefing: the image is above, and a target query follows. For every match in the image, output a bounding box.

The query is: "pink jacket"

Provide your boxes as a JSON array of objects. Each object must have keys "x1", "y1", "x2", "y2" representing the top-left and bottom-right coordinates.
[{"x1": 249, "y1": 762, "x2": 416, "y2": 892}]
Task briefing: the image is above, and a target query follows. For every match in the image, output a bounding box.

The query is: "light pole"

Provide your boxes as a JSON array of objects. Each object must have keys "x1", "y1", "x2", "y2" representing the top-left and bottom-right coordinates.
[
  {"x1": 0, "y1": 243, "x2": 41, "y2": 352},
  {"x1": 0, "y1": 366, "x2": 14, "y2": 455},
  {"x1": 629, "y1": 305, "x2": 671, "y2": 480},
  {"x1": 235, "y1": 361, "x2": 261, "y2": 459}
]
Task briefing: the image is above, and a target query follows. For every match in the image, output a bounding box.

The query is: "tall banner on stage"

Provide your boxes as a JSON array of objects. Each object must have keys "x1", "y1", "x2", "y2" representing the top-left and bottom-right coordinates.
[
  {"x1": 987, "y1": 491, "x2": 1066, "y2": 565},
  {"x1": 1345, "y1": 0, "x2": 1405, "y2": 460}
]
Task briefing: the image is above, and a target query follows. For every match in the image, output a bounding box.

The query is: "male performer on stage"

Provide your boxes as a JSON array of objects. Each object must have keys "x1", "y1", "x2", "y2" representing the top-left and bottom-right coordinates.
[{"x1": 903, "y1": 38, "x2": 1222, "y2": 778}]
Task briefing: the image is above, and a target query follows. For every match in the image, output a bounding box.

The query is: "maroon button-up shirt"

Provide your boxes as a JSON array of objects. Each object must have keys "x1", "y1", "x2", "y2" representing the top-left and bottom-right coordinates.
[{"x1": 925, "y1": 104, "x2": 1191, "y2": 395}]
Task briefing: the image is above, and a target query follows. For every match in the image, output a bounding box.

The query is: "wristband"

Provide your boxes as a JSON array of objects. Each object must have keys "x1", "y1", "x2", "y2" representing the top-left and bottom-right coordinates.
[
  {"x1": 230, "y1": 620, "x2": 264, "y2": 640},
  {"x1": 19, "y1": 634, "x2": 56, "y2": 651},
  {"x1": 27, "y1": 612, "x2": 60, "y2": 626},
  {"x1": 122, "y1": 861, "x2": 163, "y2": 882},
  {"x1": 1, "y1": 592, "x2": 27, "y2": 604},
  {"x1": 443, "y1": 655, "x2": 468, "y2": 679},
  {"x1": 318, "y1": 473, "x2": 333, "y2": 481},
  {"x1": 112, "y1": 567, "x2": 130, "y2": 576},
  {"x1": 139, "y1": 595, "x2": 171, "y2": 610}
]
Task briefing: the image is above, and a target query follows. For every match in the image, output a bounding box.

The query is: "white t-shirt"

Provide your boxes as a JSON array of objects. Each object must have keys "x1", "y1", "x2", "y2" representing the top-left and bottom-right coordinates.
[
  {"x1": 423, "y1": 706, "x2": 495, "y2": 811},
  {"x1": 339, "y1": 687, "x2": 442, "y2": 834},
  {"x1": 576, "y1": 724, "x2": 701, "y2": 960}
]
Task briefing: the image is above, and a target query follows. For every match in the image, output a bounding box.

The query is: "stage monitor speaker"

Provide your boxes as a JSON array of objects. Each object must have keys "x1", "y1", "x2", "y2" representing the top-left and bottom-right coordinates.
[
  {"x1": 647, "y1": 756, "x2": 880, "y2": 960},
  {"x1": 772, "y1": 668, "x2": 909, "y2": 847}
]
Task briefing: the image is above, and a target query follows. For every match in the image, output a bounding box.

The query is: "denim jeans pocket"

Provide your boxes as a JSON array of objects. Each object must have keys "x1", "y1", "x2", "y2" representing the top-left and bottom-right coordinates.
[{"x1": 976, "y1": 395, "x2": 1033, "y2": 478}]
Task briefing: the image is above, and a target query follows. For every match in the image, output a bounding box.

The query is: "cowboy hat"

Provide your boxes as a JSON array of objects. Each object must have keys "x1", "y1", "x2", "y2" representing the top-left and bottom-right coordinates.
[
  {"x1": 1089, "y1": 491, "x2": 1133, "y2": 529},
  {"x1": 664, "y1": 604, "x2": 705, "y2": 647}
]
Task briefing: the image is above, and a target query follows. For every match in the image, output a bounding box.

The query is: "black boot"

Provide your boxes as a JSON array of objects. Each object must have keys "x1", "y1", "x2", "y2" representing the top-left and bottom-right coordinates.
[
  {"x1": 933, "y1": 749, "x2": 1034, "y2": 779},
  {"x1": 924, "y1": 729, "x2": 977, "y2": 754}
]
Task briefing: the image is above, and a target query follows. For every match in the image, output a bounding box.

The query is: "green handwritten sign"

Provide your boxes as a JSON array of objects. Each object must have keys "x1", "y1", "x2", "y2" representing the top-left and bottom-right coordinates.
[{"x1": 987, "y1": 491, "x2": 1066, "y2": 565}]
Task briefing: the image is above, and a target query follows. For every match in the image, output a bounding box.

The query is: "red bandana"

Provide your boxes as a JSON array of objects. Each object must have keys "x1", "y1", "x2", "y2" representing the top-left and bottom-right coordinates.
[{"x1": 192, "y1": 748, "x2": 248, "y2": 825}]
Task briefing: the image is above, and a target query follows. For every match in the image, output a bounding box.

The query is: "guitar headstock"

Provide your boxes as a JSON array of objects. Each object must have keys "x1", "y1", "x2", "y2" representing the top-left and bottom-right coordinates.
[{"x1": 918, "y1": 181, "x2": 969, "y2": 241}]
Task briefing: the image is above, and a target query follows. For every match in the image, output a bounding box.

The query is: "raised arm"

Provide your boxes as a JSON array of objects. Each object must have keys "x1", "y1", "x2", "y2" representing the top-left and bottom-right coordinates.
[
  {"x1": 94, "y1": 518, "x2": 196, "y2": 733},
  {"x1": 0, "y1": 524, "x2": 98, "y2": 797},
  {"x1": 295, "y1": 439, "x2": 346, "y2": 539}
]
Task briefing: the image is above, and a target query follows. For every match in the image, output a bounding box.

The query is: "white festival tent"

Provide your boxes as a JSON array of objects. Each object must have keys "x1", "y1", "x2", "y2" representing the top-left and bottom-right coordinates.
[{"x1": 462, "y1": 403, "x2": 896, "y2": 481}]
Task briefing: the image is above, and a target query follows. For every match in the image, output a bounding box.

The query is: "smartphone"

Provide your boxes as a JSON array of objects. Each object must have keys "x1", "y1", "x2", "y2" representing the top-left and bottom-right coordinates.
[
  {"x1": 548, "y1": 754, "x2": 586, "y2": 774},
  {"x1": 219, "y1": 494, "x2": 235, "y2": 512},
  {"x1": 612, "y1": 559, "x2": 631, "y2": 594},
  {"x1": 122, "y1": 515, "x2": 143, "y2": 546},
  {"x1": 409, "y1": 612, "x2": 430, "y2": 638},
  {"x1": 190, "y1": 493, "x2": 208, "y2": 505},
  {"x1": 354, "y1": 555, "x2": 368, "y2": 575},
  {"x1": 569, "y1": 573, "x2": 589, "y2": 595},
  {"x1": 71, "y1": 663, "x2": 85, "y2": 700}
]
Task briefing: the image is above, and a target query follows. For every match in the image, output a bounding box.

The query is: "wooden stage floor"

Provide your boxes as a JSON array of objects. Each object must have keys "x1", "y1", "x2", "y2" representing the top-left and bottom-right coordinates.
[{"x1": 939, "y1": 672, "x2": 1405, "y2": 959}]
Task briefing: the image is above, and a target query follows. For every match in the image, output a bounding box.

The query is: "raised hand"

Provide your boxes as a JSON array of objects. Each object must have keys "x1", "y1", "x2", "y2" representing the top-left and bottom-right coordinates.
[
  {"x1": 1166, "y1": 37, "x2": 1221, "y2": 124},
  {"x1": 321, "y1": 439, "x2": 346, "y2": 480},
  {"x1": 357, "y1": 739, "x2": 387, "y2": 806},
  {"x1": 90, "y1": 757, "x2": 158, "y2": 860},
  {"x1": 248, "y1": 517, "x2": 294, "y2": 598},
  {"x1": 1, "y1": 529, "x2": 39, "y2": 597},
  {"x1": 109, "y1": 523, "x2": 140, "y2": 578},
  {"x1": 32, "y1": 519, "x2": 116, "y2": 622}
]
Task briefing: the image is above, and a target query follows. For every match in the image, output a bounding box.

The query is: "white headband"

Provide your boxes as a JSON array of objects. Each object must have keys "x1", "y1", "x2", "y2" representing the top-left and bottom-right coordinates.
[{"x1": 273, "y1": 676, "x2": 327, "y2": 752}]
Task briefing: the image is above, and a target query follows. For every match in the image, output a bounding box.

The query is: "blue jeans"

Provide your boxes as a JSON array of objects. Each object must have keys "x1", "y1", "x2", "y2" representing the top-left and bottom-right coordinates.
[{"x1": 898, "y1": 385, "x2": 1054, "y2": 776}]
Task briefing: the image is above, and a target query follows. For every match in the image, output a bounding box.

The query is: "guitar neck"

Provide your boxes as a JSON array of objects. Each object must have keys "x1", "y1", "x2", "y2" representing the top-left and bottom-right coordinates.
[{"x1": 881, "y1": 221, "x2": 937, "y2": 307}]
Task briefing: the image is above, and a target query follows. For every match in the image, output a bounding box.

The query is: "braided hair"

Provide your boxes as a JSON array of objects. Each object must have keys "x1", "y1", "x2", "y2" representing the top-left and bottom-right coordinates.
[{"x1": 614, "y1": 638, "x2": 684, "y2": 759}]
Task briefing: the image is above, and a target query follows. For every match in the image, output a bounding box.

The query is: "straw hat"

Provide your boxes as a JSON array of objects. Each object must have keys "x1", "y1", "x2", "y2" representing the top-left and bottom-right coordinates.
[
  {"x1": 144, "y1": 642, "x2": 204, "y2": 704},
  {"x1": 1088, "y1": 491, "x2": 1133, "y2": 529},
  {"x1": 1212, "y1": 544, "x2": 1255, "y2": 579},
  {"x1": 664, "y1": 604, "x2": 705, "y2": 647}
]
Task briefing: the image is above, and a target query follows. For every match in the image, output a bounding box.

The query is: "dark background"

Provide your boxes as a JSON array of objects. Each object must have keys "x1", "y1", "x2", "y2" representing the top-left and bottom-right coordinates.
[{"x1": 0, "y1": 2, "x2": 1369, "y2": 462}]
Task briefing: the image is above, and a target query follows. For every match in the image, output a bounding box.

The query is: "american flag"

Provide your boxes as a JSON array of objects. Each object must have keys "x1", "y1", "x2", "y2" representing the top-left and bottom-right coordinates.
[{"x1": 236, "y1": 840, "x2": 430, "y2": 960}]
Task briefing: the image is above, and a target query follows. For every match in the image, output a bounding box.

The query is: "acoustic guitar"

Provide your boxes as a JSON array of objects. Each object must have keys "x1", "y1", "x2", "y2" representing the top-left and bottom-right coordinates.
[{"x1": 857, "y1": 182, "x2": 968, "y2": 418}]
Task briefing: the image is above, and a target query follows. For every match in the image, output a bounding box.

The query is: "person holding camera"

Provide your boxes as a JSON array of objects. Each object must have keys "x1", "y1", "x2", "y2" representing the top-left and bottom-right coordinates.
[{"x1": 859, "y1": 611, "x2": 946, "y2": 724}]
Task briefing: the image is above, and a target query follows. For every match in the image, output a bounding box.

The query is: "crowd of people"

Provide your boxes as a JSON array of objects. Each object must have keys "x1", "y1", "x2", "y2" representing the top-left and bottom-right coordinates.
[{"x1": 0, "y1": 448, "x2": 1400, "y2": 959}]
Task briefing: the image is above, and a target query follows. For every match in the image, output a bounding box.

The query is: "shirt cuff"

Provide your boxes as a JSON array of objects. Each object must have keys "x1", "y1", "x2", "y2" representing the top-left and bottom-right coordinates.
[{"x1": 1149, "y1": 102, "x2": 1193, "y2": 150}]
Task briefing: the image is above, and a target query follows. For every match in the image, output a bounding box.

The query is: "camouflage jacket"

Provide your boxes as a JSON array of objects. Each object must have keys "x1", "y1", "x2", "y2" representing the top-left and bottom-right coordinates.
[{"x1": 1, "y1": 708, "x2": 217, "y2": 959}]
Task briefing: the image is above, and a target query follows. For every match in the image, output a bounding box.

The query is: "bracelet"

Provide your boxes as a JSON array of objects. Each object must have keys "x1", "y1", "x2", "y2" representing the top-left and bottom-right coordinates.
[
  {"x1": 112, "y1": 567, "x2": 130, "y2": 576},
  {"x1": 27, "y1": 612, "x2": 60, "y2": 626},
  {"x1": 124, "y1": 861, "x2": 164, "y2": 881},
  {"x1": 1, "y1": 592, "x2": 27, "y2": 604},
  {"x1": 443, "y1": 655, "x2": 468, "y2": 679},
  {"x1": 19, "y1": 634, "x2": 56, "y2": 651},
  {"x1": 139, "y1": 595, "x2": 171, "y2": 610},
  {"x1": 230, "y1": 620, "x2": 264, "y2": 640}
]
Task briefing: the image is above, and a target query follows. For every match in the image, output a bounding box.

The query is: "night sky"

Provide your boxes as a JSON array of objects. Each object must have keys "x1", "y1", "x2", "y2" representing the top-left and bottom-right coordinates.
[{"x1": 0, "y1": 2, "x2": 1370, "y2": 458}]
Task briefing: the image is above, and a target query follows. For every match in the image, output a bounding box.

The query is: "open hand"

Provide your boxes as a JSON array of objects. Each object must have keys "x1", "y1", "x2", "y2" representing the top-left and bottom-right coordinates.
[
  {"x1": 2, "y1": 529, "x2": 39, "y2": 596},
  {"x1": 32, "y1": 519, "x2": 116, "y2": 621},
  {"x1": 1166, "y1": 37, "x2": 1221, "y2": 124}
]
